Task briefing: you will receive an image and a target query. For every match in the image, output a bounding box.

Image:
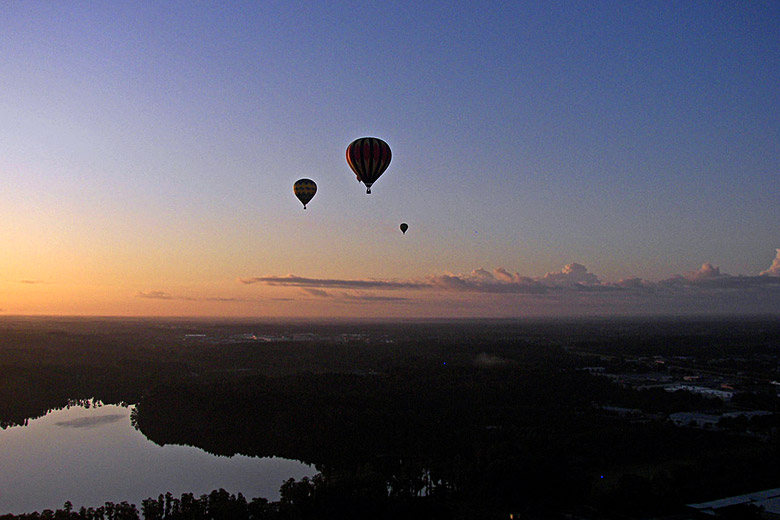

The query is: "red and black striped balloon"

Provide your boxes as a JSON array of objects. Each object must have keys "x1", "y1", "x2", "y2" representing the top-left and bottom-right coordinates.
[{"x1": 346, "y1": 137, "x2": 391, "y2": 194}]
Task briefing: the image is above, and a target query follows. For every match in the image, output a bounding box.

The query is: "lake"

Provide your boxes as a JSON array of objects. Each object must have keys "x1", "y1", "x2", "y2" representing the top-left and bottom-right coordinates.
[{"x1": 0, "y1": 402, "x2": 314, "y2": 515}]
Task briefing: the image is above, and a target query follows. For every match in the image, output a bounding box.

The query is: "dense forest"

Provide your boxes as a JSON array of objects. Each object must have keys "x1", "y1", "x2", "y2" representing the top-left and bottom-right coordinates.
[{"x1": 1, "y1": 317, "x2": 779, "y2": 519}]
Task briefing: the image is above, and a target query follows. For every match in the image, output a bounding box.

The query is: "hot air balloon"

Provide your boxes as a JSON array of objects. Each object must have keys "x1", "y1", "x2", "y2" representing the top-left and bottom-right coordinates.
[
  {"x1": 400, "y1": 223, "x2": 408, "y2": 234},
  {"x1": 293, "y1": 179, "x2": 317, "y2": 209},
  {"x1": 346, "y1": 137, "x2": 391, "y2": 194}
]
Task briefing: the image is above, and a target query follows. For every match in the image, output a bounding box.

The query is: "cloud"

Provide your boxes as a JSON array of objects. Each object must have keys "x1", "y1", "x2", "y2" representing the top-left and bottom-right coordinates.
[
  {"x1": 239, "y1": 275, "x2": 427, "y2": 290},
  {"x1": 492, "y1": 267, "x2": 536, "y2": 285},
  {"x1": 137, "y1": 291, "x2": 257, "y2": 303},
  {"x1": 241, "y1": 271, "x2": 548, "y2": 295},
  {"x1": 541, "y1": 263, "x2": 600, "y2": 286},
  {"x1": 137, "y1": 291, "x2": 174, "y2": 300},
  {"x1": 658, "y1": 261, "x2": 780, "y2": 290},
  {"x1": 237, "y1": 249, "x2": 780, "y2": 315},
  {"x1": 299, "y1": 287, "x2": 410, "y2": 302},
  {"x1": 237, "y1": 266, "x2": 628, "y2": 295},
  {"x1": 427, "y1": 270, "x2": 547, "y2": 294},
  {"x1": 339, "y1": 293, "x2": 411, "y2": 302},
  {"x1": 684, "y1": 262, "x2": 721, "y2": 281},
  {"x1": 610, "y1": 277, "x2": 648, "y2": 289},
  {"x1": 301, "y1": 288, "x2": 331, "y2": 298},
  {"x1": 203, "y1": 296, "x2": 253, "y2": 302},
  {"x1": 292, "y1": 287, "x2": 411, "y2": 304},
  {"x1": 761, "y1": 249, "x2": 780, "y2": 276},
  {"x1": 242, "y1": 254, "x2": 780, "y2": 297}
]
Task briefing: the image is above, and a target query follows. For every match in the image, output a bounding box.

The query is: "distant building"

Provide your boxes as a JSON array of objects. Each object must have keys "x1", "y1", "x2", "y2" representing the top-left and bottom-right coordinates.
[
  {"x1": 687, "y1": 487, "x2": 780, "y2": 518},
  {"x1": 723, "y1": 410, "x2": 773, "y2": 420},
  {"x1": 664, "y1": 384, "x2": 734, "y2": 401},
  {"x1": 669, "y1": 410, "x2": 773, "y2": 431},
  {"x1": 669, "y1": 412, "x2": 721, "y2": 428}
]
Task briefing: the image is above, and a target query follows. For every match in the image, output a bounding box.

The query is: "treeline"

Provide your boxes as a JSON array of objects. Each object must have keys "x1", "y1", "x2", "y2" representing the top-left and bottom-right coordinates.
[
  {"x1": 131, "y1": 363, "x2": 780, "y2": 513},
  {"x1": 0, "y1": 361, "x2": 178, "y2": 429},
  {"x1": 4, "y1": 318, "x2": 780, "y2": 518},
  {"x1": 0, "y1": 489, "x2": 266, "y2": 520},
  {"x1": 0, "y1": 482, "x2": 477, "y2": 520},
  {"x1": 568, "y1": 317, "x2": 780, "y2": 361}
]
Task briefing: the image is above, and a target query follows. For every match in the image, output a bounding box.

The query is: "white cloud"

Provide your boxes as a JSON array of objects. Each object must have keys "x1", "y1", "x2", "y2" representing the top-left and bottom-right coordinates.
[
  {"x1": 426, "y1": 271, "x2": 547, "y2": 293},
  {"x1": 611, "y1": 277, "x2": 646, "y2": 289},
  {"x1": 761, "y1": 249, "x2": 780, "y2": 276},
  {"x1": 541, "y1": 263, "x2": 600, "y2": 286},
  {"x1": 234, "y1": 249, "x2": 780, "y2": 315},
  {"x1": 685, "y1": 262, "x2": 722, "y2": 281}
]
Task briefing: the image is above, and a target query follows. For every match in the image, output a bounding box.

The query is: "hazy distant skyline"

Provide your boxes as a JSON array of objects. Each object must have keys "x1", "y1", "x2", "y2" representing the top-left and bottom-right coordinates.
[{"x1": 1, "y1": 2, "x2": 778, "y2": 317}]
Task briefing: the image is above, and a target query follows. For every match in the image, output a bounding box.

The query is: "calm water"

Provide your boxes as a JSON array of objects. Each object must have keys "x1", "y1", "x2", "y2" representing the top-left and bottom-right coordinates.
[{"x1": 0, "y1": 403, "x2": 314, "y2": 515}]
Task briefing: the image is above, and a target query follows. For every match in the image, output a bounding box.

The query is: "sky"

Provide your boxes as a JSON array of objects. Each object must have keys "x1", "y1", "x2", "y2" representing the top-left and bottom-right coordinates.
[{"x1": 0, "y1": 1, "x2": 778, "y2": 318}]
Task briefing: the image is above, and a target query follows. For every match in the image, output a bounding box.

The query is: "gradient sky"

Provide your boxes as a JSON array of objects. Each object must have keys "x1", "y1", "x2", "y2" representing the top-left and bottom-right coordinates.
[{"x1": 1, "y1": 2, "x2": 778, "y2": 318}]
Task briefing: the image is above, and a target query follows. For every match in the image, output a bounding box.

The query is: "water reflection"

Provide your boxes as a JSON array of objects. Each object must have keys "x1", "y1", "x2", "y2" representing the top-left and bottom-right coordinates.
[
  {"x1": 0, "y1": 402, "x2": 314, "y2": 515},
  {"x1": 56, "y1": 413, "x2": 125, "y2": 428}
]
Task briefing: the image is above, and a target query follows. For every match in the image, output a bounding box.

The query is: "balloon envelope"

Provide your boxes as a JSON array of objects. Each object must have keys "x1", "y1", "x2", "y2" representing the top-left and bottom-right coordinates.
[
  {"x1": 346, "y1": 137, "x2": 391, "y2": 194},
  {"x1": 293, "y1": 179, "x2": 317, "y2": 209},
  {"x1": 400, "y1": 223, "x2": 408, "y2": 234}
]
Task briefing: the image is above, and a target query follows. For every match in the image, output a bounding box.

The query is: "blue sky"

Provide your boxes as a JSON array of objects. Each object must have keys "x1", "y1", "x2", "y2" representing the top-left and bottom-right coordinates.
[{"x1": 0, "y1": 2, "x2": 778, "y2": 316}]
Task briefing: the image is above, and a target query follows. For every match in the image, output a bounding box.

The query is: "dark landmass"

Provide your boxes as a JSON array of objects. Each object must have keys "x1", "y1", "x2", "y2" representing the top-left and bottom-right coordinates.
[{"x1": 1, "y1": 316, "x2": 779, "y2": 519}]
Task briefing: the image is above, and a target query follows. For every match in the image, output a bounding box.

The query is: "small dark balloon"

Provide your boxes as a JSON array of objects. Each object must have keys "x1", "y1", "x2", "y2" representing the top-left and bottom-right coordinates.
[
  {"x1": 400, "y1": 223, "x2": 408, "y2": 234},
  {"x1": 293, "y1": 179, "x2": 317, "y2": 209}
]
